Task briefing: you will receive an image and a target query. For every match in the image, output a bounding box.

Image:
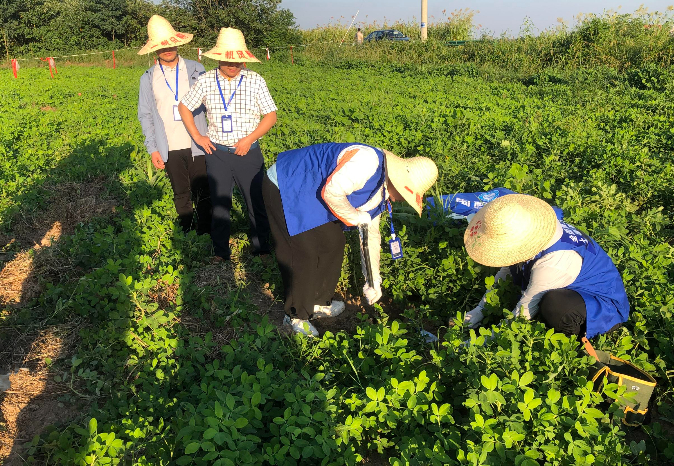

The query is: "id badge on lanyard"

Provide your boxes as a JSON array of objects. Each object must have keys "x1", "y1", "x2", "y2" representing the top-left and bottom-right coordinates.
[
  {"x1": 387, "y1": 200, "x2": 404, "y2": 260},
  {"x1": 173, "y1": 105, "x2": 181, "y2": 121},
  {"x1": 389, "y1": 236, "x2": 403, "y2": 260},
  {"x1": 216, "y1": 73, "x2": 243, "y2": 135},
  {"x1": 221, "y1": 114, "x2": 233, "y2": 133}
]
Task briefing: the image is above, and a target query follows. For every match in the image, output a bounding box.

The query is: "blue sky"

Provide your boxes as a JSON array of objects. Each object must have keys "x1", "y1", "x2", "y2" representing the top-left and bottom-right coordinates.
[{"x1": 281, "y1": 0, "x2": 674, "y2": 35}]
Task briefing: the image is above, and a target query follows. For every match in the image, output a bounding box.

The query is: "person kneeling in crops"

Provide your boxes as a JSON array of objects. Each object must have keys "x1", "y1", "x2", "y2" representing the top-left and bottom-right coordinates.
[
  {"x1": 262, "y1": 143, "x2": 438, "y2": 337},
  {"x1": 463, "y1": 194, "x2": 629, "y2": 339}
]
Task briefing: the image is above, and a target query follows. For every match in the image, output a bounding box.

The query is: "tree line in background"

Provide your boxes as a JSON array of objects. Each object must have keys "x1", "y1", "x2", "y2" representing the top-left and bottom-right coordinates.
[
  {"x1": 0, "y1": 0, "x2": 301, "y2": 57},
  {"x1": 2, "y1": 1, "x2": 674, "y2": 71}
]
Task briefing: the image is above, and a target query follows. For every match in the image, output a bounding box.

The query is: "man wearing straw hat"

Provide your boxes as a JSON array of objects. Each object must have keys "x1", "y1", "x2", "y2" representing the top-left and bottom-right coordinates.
[
  {"x1": 137, "y1": 15, "x2": 212, "y2": 235},
  {"x1": 462, "y1": 194, "x2": 630, "y2": 339},
  {"x1": 262, "y1": 143, "x2": 438, "y2": 336},
  {"x1": 179, "y1": 28, "x2": 276, "y2": 262}
]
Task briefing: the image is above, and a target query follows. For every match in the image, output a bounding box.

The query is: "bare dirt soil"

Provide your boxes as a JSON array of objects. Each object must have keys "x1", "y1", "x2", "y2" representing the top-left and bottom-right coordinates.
[{"x1": 0, "y1": 179, "x2": 117, "y2": 463}]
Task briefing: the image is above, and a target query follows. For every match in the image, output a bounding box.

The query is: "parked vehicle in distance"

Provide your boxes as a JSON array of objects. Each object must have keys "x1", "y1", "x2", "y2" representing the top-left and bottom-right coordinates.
[{"x1": 364, "y1": 29, "x2": 410, "y2": 42}]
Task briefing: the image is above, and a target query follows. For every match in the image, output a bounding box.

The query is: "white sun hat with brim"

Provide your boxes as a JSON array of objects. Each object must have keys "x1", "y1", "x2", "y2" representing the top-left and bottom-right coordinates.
[
  {"x1": 464, "y1": 194, "x2": 558, "y2": 268},
  {"x1": 202, "y1": 28, "x2": 260, "y2": 63},
  {"x1": 383, "y1": 150, "x2": 438, "y2": 216},
  {"x1": 137, "y1": 15, "x2": 193, "y2": 55}
]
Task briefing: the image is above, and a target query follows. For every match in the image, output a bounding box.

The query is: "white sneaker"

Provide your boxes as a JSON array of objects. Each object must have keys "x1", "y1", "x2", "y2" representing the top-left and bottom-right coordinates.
[
  {"x1": 283, "y1": 315, "x2": 319, "y2": 337},
  {"x1": 312, "y1": 300, "x2": 345, "y2": 319}
]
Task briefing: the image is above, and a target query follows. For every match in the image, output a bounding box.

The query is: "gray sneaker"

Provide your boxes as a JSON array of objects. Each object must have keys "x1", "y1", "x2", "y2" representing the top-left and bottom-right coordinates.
[
  {"x1": 312, "y1": 300, "x2": 345, "y2": 319},
  {"x1": 283, "y1": 315, "x2": 319, "y2": 337}
]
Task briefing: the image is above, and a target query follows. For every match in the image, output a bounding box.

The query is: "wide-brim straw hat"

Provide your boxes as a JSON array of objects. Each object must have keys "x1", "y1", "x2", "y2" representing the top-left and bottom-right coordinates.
[
  {"x1": 464, "y1": 194, "x2": 557, "y2": 267},
  {"x1": 202, "y1": 28, "x2": 260, "y2": 62},
  {"x1": 383, "y1": 150, "x2": 438, "y2": 216},
  {"x1": 138, "y1": 15, "x2": 193, "y2": 55}
]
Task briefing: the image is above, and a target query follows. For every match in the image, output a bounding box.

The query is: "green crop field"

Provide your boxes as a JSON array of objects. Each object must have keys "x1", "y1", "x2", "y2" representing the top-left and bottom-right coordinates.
[{"x1": 1, "y1": 41, "x2": 673, "y2": 465}]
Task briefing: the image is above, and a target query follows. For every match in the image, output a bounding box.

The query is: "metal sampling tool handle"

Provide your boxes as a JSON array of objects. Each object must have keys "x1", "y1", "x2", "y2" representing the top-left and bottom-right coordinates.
[{"x1": 359, "y1": 224, "x2": 374, "y2": 287}]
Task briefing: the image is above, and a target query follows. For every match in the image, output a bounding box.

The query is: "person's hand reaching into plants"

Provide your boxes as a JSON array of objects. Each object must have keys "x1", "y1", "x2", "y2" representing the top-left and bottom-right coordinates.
[
  {"x1": 464, "y1": 305, "x2": 485, "y2": 328},
  {"x1": 363, "y1": 278, "x2": 382, "y2": 305}
]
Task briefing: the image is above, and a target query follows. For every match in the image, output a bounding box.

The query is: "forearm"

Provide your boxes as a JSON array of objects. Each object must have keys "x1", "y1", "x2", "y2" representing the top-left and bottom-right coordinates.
[
  {"x1": 178, "y1": 103, "x2": 201, "y2": 139},
  {"x1": 138, "y1": 106, "x2": 158, "y2": 154},
  {"x1": 247, "y1": 111, "x2": 277, "y2": 141},
  {"x1": 140, "y1": 124, "x2": 158, "y2": 155},
  {"x1": 324, "y1": 194, "x2": 363, "y2": 227}
]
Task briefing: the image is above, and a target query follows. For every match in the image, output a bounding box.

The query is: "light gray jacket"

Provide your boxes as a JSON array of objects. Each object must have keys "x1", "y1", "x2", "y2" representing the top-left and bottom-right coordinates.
[{"x1": 137, "y1": 58, "x2": 208, "y2": 162}]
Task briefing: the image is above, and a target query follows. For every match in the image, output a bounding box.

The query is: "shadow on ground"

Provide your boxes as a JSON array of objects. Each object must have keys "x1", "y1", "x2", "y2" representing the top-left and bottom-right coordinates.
[{"x1": 0, "y1": 140, "x2": 147, "y2": 463}]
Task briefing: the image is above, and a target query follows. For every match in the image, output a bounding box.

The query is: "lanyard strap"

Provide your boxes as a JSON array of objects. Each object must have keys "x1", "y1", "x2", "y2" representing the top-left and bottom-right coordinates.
[
  {"x1": 387, "y1": 199, "x2": 396, "y2": 237},
  {"x1": 159, "y1": 62, "x2": 179, "y2": 101},
  {"x1": 216, "y1": 72, "x2": 244, "y2": 112}
]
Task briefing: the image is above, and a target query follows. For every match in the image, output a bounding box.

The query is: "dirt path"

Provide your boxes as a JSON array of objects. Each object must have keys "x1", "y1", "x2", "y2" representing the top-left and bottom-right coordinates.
[
  {"x1": 0, "y1": 180, "x2": 117, "y2": 463},
  {"x1": 0, "y1": 326, "x2": 83, "y2": 464}
]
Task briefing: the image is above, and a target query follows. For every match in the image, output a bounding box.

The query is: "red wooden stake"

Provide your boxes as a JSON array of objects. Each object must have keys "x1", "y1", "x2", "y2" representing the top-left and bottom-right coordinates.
[
  {"x1": 112, "y1": 50, "x2": 116, "y2": 69},
  {"x1": 11, "y1": 59, "x2": 17, "y2": 78},
  {"x1": 41, "y1": 57, "x2": 56, "y2": 78}
]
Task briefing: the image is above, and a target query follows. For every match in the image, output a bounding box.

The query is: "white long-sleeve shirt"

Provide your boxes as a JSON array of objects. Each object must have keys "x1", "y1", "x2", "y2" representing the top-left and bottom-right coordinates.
[
  {"x1": 321, "y1": 145, "x2": 386, "y2": 287},
  {"x1": 152, "y1": 57, "x2": 192, "y2": 151},
  {"x1": 475, "y1": 220, "x2": 583, "y2": 319}
]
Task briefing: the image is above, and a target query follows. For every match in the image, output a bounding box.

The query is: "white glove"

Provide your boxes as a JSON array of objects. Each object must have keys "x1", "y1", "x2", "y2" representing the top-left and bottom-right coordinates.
[
  {"x1": 356, "y1": 211, "x2": 371, "y2": 226},
  {"x1": 464, "y1": 306, "x2": 485, "y2": 328},
  {"x1": 363, "y1": 283, "x2": 382, "y2": 305}
]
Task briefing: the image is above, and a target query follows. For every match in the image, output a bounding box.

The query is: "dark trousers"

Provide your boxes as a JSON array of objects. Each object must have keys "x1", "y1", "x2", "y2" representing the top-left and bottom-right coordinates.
[
  {"x1": 164, "y1": 148, "x2": 212, "y2": 234},
  {"x1": 205, "y1": 144, "x2": 270, "y2": 259},
  {"x1": 539, "y1": 289, "x2": 622, "y2": 338},
  {"x1": 262, "y1": 175, "x2": 345, "y2": 320},
  {"x1": 539, "y1": 289, "x2": 587, "y2": 337}
]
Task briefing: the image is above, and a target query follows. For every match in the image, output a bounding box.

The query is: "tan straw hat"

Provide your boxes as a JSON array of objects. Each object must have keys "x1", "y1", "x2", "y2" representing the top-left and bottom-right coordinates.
[
  {"x1": 464, "y1": 194, "x2": 557, "y2": 267},
  {"x1": 383, "y1": 150, "x2": 438, "y2": 216},
  {"x1": 202, "y1": 28, "x2": 260, "y2": 62},
  {"x1": 137, "y1": 15, "x2": 193, "y2": 55}
]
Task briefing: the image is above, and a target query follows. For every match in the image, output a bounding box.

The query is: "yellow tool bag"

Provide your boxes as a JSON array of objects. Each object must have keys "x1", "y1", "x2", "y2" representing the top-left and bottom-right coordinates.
[{"x1": 583, "y1": 337, "x2": 657, "y2": 426}]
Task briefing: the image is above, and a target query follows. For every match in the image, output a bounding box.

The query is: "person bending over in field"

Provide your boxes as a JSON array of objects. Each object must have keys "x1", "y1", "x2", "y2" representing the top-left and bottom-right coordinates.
[
  {"x1": 137, "y1": 15, "x2": 212, "y2": 235},
  {"x1": 178, "y1": 28, "x2": 277, "y2": 263},
  {"x1": 262, "y1": 143, "x2": 438, "y2": 337},
  {"x1": 462, "y1": 193, "x2": 629, "y2": 339}
]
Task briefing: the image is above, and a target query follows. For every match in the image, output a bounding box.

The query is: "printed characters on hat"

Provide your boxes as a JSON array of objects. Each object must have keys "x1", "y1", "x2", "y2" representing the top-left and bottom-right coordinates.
[
  {"x1": 202, "y1": 28, "x2": 260, "y2": 62},
  {"x1": 137, "y1": 15, "x2": 193, "y2": 56}
]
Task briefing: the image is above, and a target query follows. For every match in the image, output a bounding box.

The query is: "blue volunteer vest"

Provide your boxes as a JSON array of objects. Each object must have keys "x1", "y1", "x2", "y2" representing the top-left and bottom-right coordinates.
[
  {"x1": 510, "y1": 220, "x2": 630, "y2": 338},
  {"x1": 427, "y1": 188, "x2": 565, "y2": 220},
  {"x1": 276, "y1": 143, "x2": 388, "y2": 236},
  {"x1": 426, "y1": 188, "x2": 515, "y2": 217}
]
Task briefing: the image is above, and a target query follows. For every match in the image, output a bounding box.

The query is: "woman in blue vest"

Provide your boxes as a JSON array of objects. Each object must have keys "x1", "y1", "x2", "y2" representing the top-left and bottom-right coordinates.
[
  {"x1": 262, "y1": 143, "x2": 438, "y2": 336},
  {"x1": 462, "y1": 194, "x2": 629, "y2": 339}
]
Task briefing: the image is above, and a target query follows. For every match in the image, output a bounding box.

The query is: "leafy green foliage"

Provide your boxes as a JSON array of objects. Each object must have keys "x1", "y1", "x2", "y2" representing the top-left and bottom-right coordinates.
[
  {"x1": 1, "y1": 41, "x2": 673, "y2": 466},
  {"x1": 1, "y1": 0, "x2": 299, "y2": 56}
]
